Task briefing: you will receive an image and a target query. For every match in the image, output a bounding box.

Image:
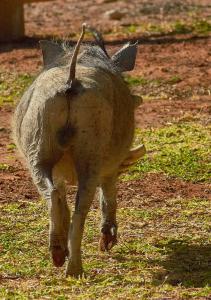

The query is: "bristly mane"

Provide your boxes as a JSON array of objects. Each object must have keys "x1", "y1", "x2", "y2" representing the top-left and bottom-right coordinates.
[{"x1": 43, "y1": 43, "x2": 121, "y2": 75}]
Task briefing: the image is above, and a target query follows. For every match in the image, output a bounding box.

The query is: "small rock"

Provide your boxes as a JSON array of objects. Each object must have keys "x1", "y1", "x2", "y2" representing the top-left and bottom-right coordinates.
[{"x1": 104, "y1": 9, "x2": 125, "y2": 20}]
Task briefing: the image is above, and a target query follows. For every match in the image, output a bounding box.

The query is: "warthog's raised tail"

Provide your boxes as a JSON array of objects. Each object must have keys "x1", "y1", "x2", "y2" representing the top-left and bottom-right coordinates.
[
  {"x1": 66, "y1": 23, "x2": 86, "y2": 86},
  {"x1": 58, "y1": 24, "x2": 86, "y2": 148}
]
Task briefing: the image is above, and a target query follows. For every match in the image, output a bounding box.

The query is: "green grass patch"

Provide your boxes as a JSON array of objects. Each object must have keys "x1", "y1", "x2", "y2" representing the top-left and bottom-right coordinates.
[
  {"x1": 171, "y1": 21, "x2": 192, "y2": 34},
  {"x1": 124, "y1": 24, "x2": 139, "y2": 34},
  {"x1": 171, "y1": 19, "x2": 211, "y2": 34},
  {"x1": 125, "y1": 75, "x2": 181, "y2": 87},
  {"x1": 192, "y1": 19, "x2": 211, "y2": 34},
  {"x1": 124, "y1": 75, "x2": 165, "y2": 87},
  {"x1": 121, "y1": 18, "x2": 211, "y2": 36},
  {"x1": 124, "y1": 75, "x2": 151, "y2": 86},
  {"x1": 0, "y1": 163, "x2": 9, "y2": 171},
  {"x1": 124, "y1": 123, "x2": 211, "y2": 182},
  {"x1": 145, "y1": 23, "x2": 166, "y2": 34},
  {"x1": 167, "y1": 75, "x2": 182, "y2": 84},
  {"x1": 7, "y1": 143, "x2": 16, "y2": 151},
  {"x1": 0, "y1": 197, "x2": 210, "y2": 299},
  {"x1": 0, "y1": 73, "x2": 34, "y2": 105}
]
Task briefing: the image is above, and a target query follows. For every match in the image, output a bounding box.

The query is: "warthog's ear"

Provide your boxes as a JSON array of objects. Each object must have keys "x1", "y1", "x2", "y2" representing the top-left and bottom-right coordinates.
[
  {"x1": 39, "y1": 40, "x2": 65, "y2": 67},
  {"x1": 111, "y1": 41, "x2": 138, "y2": 72}
]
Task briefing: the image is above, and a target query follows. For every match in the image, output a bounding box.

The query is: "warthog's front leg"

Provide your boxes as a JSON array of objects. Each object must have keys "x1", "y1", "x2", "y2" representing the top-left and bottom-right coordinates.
[{"x1": 99, "y1": 175, "x2": 118, "y2": 251}]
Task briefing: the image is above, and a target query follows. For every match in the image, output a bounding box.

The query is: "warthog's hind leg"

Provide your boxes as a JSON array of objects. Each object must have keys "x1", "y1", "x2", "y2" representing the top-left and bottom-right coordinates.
[
  {"x1": 30, "y1": 163, "x2": 70, "y2": 267},
  {"x1": 66, "y1": 170, "x2": 98, "y2": 277},
  {"x1": 49, "y1": 181, "x2": 70, "y2": 267},
  {"x1": 99, "y1": 175, "x2": 118, "y2": 251}
]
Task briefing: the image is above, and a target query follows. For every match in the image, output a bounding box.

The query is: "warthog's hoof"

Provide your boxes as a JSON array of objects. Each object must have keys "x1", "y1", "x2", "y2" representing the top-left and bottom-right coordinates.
[
  {"x1": 66, "y1": 261, "x2": 83, "y2": 278},
  {"x1": 51, "y1": 246, "x2": 69, "y2": 267},
  {"x1": 99, "y1": 225, "x2": 117, "y2": 251}
]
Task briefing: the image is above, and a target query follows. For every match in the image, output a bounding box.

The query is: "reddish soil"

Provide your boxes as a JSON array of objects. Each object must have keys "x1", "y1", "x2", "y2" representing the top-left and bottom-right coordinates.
[
  {"x1": 136, "y1": 96, "x2": 211, "y2": 128},
  {"x1": 118, "y1": 174, "x2": 211, "y2": 208},
  {"x1": 0, "y1": 0, "x2": 211, "y2": 205}
]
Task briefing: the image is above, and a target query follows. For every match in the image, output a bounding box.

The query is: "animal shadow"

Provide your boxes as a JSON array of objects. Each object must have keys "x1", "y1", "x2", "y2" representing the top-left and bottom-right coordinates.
[{"x1": 151, "y1": 239, "x2": 211, "y2": 288}]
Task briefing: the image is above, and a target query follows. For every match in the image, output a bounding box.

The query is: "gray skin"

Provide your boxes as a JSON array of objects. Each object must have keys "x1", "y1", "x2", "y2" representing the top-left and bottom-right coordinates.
[{"x1": 13, "y1": 26, "x2": 140, "y2": 277}]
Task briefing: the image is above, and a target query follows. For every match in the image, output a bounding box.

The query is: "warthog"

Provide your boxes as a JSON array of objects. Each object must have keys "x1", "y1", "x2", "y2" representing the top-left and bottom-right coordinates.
[{"x1": 13, "y1": 24, "x2": 145, "y2": 277}]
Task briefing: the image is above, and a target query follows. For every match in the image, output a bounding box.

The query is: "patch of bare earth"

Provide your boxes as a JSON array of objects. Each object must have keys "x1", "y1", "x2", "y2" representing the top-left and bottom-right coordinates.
[
  {"x1": 135, "y1": 96, "x2": 211, "y2": 128},
  {"x1": 118, "y1": 174, "x2": 211, "y2": 209}
]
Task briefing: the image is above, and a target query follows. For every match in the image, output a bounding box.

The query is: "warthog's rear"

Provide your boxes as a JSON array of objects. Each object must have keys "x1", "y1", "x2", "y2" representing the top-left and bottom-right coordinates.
[{"x1": 13, "y1": 25, "x2": 145, "y2": 277}]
